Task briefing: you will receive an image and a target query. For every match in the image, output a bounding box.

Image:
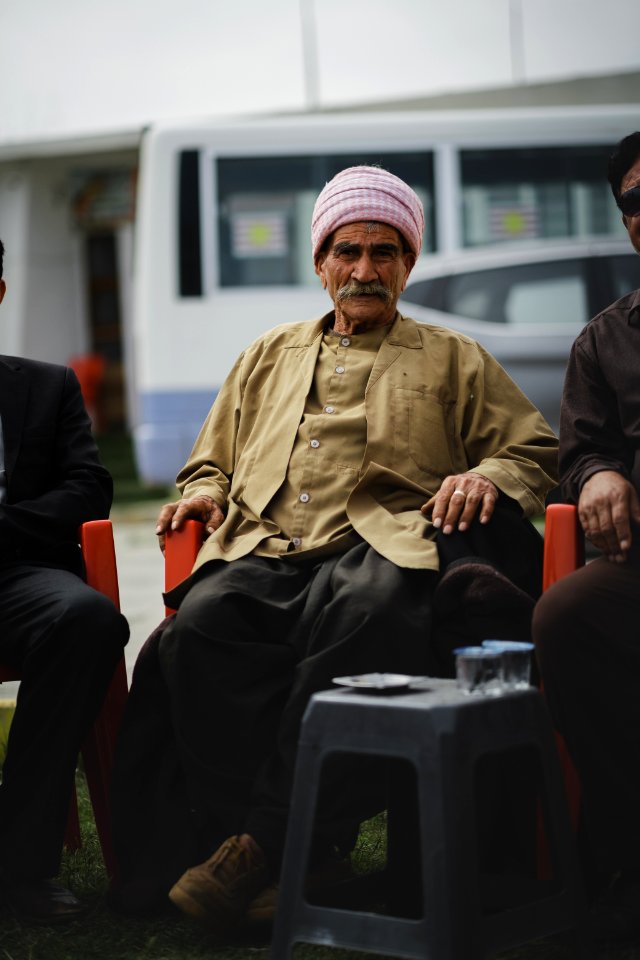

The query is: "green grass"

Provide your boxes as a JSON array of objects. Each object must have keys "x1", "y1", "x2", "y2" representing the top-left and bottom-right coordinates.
[
  {"x1": 0, "y1": 774, "x2": 635, "y2": 960},
  {"x1": 0, "y1": 714, "x2": 633, "y2": 958},
  {"x1": 0, "y1": 779, "x2": 389, "y2": 960}
]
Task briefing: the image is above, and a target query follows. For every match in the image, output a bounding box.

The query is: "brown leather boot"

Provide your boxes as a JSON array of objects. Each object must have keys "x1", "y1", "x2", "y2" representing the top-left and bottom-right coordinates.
[{"x1": 168, "y1": 835, "x2": 270, "y2": 933}]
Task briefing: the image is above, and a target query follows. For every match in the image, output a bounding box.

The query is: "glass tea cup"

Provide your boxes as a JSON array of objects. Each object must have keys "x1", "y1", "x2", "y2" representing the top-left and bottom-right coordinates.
[
  {"x1": 481, "y1": 640, "x2": 534, "y2": 690},
  {"x1": 454, "y1": 646, "x2": 503, "y2": 696}
]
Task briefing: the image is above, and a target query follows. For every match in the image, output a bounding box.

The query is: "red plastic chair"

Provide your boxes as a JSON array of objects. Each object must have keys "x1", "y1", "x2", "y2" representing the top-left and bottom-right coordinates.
[{"x1": 0, "y1": 519, "x2": 128, "y2": 879}]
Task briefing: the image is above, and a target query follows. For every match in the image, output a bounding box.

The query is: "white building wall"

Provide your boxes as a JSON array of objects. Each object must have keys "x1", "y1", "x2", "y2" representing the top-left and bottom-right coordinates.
[
  {"x1": 0, "y1": 161, "x2": 86, "y2": 364},
  {"x1": 116, "y1": 222, "x2": 136, "y2": 427},
  {"x1": 0, "y1": 167, "x2": 31, "y2": 356},
  {"x1": 0, "y1": 150, "x2": 137, "y2": 375},
  {"x1": 20, "y1": 160, "x2": 87, "y2": 365}
]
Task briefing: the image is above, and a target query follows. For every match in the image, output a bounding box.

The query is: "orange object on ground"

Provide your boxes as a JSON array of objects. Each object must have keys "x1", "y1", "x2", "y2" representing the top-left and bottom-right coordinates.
[{"x1": 68, "y1": 354, "x2": 106, "y2": 428}]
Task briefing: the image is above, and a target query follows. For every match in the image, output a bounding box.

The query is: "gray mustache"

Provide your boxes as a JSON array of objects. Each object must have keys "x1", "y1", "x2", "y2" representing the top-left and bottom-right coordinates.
[{"x1": 336, "y1": 281, "x2": 392, "y2": 303}]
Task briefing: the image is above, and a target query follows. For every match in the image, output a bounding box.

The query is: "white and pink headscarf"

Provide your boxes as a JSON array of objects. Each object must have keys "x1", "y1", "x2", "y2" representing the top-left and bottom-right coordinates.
[{"x1": 311, "y1": 165, "x2": 425, "y2": 260}]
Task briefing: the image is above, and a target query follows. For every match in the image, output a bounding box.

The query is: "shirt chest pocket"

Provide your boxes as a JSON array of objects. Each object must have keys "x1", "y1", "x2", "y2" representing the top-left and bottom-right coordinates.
[{"x1": 393, "y1": 386, "x2": 456, "y2": 479}]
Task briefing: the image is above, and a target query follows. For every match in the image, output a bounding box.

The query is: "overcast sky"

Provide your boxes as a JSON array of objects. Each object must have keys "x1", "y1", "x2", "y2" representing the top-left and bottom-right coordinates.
[{"x1": 0, "y1": 0, "x2": 638, "y2": 143}]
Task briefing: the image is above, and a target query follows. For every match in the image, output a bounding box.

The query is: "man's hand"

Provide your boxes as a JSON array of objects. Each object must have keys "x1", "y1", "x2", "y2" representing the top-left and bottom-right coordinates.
[
  {"x1": 421, "y1": 472, "x2": 499, "y2": 534},
  {"x1": 578, "y1": 470, "x2": 640, "y2": 562},
  {"x1": 155, "y1": 495, "x2": 225, "y2": 553}
]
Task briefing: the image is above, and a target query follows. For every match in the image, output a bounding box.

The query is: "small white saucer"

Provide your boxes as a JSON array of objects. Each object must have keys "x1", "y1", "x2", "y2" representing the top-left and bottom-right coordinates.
[{"x1": 332, "y1": 672, "x2": 415, "y2": 691}]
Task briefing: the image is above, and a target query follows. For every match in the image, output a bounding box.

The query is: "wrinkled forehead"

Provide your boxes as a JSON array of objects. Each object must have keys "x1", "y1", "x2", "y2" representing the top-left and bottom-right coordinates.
[
  {"x1": 322, "y1": 221, "x2": 407, "y2": 256},
  {"x1": 333, "y1": 221, "x2": 402, "y2": 241}
]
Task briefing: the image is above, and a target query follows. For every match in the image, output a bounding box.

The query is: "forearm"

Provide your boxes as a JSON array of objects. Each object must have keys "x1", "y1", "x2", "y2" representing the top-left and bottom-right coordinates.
[
  {"x1": 471, "y1": 446, "x2": 558, "y2": 516},
  {"x1": 559, "y1": 339, "x2": 630, "y2": 502},
  {"x1": 179, "y1": 476, "x2": 228, "y2": 511},
  {"x1": 462, "y1": 352, "x2": 558, "y2": 514},
  {"x1": 0, "y1": 475, "x2": 110, "y2": 547}
]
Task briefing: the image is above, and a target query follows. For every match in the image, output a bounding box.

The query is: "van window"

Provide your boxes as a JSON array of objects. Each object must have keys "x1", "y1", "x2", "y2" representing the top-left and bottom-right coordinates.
[
  {"x1": 460, "y1": 146, "x2": 626, "y2": 248},
  {"x1": 179, "y1": 150, "x2": 203, "y2": 297},
  {"x1": 215, "y1": 153, "x2": 434, "y2": 288}
]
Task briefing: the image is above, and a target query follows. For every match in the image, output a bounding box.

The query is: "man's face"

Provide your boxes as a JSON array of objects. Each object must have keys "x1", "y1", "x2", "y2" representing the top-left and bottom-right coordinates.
[
  {"x1": 621, "y1": 155, "x2": 640, "y2": 255},
  {"x1": 314, "y1": 222, "x2": 416, "y2": 332}
]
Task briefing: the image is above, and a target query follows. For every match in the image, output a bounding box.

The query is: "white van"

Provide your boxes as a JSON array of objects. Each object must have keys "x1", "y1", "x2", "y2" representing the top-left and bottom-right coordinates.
[{"x1": 131, "y1": 105, "x2": 639, "y2": 484}]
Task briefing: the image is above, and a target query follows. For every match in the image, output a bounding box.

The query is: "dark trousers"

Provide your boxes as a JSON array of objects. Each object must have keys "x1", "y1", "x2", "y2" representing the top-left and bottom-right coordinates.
[
  {"x1": 533, "y1": 556, "x2": 640, "y2": 878},
  {"x1": 109, "y1": 511, "x2": 543, "y2": 911},
  {"x1": 0, "y1": 564, "x2": 128, "y2": 878},
  {"x1": 158, "y1": 540, "x2": 437, "y2": 870}
]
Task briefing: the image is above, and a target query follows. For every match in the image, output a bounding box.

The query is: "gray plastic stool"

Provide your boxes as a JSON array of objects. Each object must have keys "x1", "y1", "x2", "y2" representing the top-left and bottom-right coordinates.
[{"x1": 270, "y1": 680, "x2": 590, "y2": 960}]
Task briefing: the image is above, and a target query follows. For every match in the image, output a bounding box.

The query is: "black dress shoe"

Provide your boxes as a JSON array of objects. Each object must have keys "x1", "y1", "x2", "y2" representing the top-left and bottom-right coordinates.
[{"x1": 0, "y1": 876, "x2": 86, "y2": 924}]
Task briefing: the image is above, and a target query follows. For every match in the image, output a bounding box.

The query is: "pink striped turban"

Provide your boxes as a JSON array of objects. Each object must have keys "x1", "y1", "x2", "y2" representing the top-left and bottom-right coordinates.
[{"x1": 311, "y1": 166, "x2": 424, "y2": 259}]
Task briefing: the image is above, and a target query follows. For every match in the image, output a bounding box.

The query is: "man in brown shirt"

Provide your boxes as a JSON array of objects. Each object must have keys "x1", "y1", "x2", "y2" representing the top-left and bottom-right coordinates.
[
  {"x1": 115, "y1": 167, "x2": 557, "y2": 931},
  {"x1": 533, "y1": 131, "x2": 640, "y2": 943}
]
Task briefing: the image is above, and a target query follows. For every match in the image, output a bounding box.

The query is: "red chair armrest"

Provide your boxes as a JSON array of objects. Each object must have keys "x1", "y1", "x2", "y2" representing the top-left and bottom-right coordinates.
[
  {"x1": 164, "y1": 520, "x2": 205, "y2": 614},
  {"x1": 539, "y1": 503, "x2": 585, "y2": 873},
  {"x1": 542, "y1": 503, "x2": 584, "y2": 592},
  {"x1": 80, "y1": 520, "x2": 120, "y2": 610}
]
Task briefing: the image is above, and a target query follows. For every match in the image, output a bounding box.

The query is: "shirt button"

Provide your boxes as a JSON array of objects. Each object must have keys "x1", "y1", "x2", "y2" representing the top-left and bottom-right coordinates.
[
  {"x1": 324, "y1": 405, "x2": 335, "y2": 414},
  {"x1": 310, "y1": 439, "x2": 320, "y2": 448},
  {"x1": 340, "y1": 337, "x2": 351, "y2": 346},
  {"x1": 299, "y1": 492, "x2": 310, "y2": 503},
  {"x1": 292, "y1": 537, "x2": 302, "y2": 547},
  {"x1": 335, "y1": 365, "x2": 345, "y2": 374}
]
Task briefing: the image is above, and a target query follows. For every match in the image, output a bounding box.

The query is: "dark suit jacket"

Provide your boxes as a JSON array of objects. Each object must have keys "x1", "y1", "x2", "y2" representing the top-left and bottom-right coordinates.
[{"x1": 0, "y1": 355, "x2": 112, "y2": 573}]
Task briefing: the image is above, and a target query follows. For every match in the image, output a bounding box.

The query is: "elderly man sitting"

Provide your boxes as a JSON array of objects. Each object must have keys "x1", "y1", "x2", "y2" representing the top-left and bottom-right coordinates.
[{"x1": 111, "y1": 165, "x2": 557, "y2": 932}]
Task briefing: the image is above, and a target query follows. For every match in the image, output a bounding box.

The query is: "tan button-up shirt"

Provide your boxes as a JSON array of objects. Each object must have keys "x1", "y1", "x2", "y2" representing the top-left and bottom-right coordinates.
[
  {"x1": 254, "y1": 325, "x2": 386, "y2": 559},
  {"x1": 177, "y1": 312, "x2": 558, "y2": 574}
]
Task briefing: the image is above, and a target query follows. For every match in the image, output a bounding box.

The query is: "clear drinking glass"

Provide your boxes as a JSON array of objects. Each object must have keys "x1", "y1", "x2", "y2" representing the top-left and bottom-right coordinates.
[
  {"x1": 454, "y1": 646, "x2": 503, "y2": 696},
  {"x1": 481, "y1": 640, "x2": 534, "y2": 690}
]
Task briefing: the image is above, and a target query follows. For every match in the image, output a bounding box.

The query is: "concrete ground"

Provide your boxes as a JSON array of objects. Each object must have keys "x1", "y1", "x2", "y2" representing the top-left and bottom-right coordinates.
[
  {"x1": 0, "y1": 500, "x2": 167, "y2": 703},
  {"x1": 111, "y1": 499, "x2": 167, "y2": 679}
]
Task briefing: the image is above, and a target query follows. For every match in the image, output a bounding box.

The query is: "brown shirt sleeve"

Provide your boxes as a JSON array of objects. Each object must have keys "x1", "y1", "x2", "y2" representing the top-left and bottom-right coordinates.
[{"x1": 560, "y1": 316, "x2": 635, "y2": 503}]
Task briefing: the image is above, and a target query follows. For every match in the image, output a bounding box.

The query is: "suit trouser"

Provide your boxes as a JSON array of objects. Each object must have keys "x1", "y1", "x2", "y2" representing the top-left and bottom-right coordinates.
[
  {"x1": 158, "y1": 540, "x2": 437, "y2": 871},
  {"x1": 532, "y1": 556, "x2": 640, "y2": 878},
  {"x1": 0, "y1": 564, "x2": 129, "y2": 879}
]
